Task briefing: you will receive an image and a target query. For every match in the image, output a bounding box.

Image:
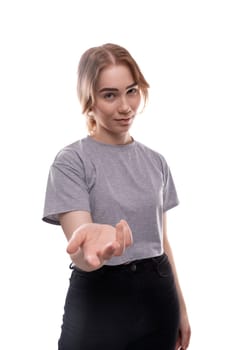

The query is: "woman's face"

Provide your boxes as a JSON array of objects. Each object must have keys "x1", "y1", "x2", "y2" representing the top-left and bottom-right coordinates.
[{"x1": 91, "y1": 64, "x2": 141, "y2": 144}]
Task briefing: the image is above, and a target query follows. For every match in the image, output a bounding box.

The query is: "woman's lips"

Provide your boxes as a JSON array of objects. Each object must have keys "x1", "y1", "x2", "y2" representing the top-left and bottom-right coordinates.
[{"x1": 115, "y1": 117, "x2": 134, "y2": 124}]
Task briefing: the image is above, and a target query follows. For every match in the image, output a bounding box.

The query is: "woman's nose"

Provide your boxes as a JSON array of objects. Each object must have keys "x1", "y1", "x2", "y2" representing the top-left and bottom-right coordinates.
[{"x1": 118, "y1": 96, "x2": 131, "y2": 114}]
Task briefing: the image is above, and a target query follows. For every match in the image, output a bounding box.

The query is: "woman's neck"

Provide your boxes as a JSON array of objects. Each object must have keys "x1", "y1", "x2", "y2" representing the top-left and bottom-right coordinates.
[{"x1": 90, "y1": 132, "x2": 133, "y2": 145}]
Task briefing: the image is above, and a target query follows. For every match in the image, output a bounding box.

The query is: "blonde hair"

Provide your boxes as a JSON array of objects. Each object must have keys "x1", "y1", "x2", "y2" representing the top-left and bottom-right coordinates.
[{"x1": 77, "y1": 43, "x2": 150, "y2": 134}]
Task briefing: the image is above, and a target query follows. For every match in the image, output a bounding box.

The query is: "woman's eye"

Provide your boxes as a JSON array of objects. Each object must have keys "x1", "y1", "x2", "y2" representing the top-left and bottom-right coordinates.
[
  {"x1": 103, "y1": 92, "x2": 115, "y2": 99},
  {"x1": 127, "y1": 88, "x2": 138, "y2": 95}
]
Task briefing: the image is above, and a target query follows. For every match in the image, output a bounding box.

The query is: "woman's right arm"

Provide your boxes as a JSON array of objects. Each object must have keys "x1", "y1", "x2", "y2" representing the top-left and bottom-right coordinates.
[{"x1": 59, "y1": 211, "x2": 133, "y2": 272}]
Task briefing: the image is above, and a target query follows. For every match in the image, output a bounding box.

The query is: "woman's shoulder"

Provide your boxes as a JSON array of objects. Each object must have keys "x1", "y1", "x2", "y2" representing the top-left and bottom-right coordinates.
[
  {"x1": 135, "y1": 140, "x2": 167, "y2": 163},
  {"x1": 53, "y1": 136, "x2": 90, "y2": 164}
]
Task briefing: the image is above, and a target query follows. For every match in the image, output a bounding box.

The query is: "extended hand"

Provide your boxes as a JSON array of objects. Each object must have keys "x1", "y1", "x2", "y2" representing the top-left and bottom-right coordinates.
[{"x1": 66, "y1": 219, "x2": 133, "y2": 271}]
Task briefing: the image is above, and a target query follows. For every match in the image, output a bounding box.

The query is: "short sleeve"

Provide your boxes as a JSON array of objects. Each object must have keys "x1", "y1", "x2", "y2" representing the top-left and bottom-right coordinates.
[
  {"x1": 42, "y1": 148, "x2": 91, "y2": 225},
  {"x1": 160, "y1": 156, "x2": 179, "y2": 212}
]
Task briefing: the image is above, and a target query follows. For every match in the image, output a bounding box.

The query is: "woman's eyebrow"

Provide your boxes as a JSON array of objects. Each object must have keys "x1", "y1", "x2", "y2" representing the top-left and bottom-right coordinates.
[{"x1": 98, "y1": 82, "x2": 137, "y2": 93}]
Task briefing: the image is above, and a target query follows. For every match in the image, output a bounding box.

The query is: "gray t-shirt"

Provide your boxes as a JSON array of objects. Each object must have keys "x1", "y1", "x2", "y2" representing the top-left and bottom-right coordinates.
[{"x1": 43, "y1": 136, "x2": 179, "y2": 265}]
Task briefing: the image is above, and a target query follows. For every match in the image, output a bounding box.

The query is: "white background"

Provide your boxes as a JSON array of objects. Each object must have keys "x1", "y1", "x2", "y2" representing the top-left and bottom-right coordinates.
[{"x1": 0, "y1": 0, "x2": 232, "y2": 349}]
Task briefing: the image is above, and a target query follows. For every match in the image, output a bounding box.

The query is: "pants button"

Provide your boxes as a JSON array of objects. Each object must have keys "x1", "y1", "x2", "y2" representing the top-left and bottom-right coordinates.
[{"x1": 130, "y1": 263, "x2": 137, "y2": 272}]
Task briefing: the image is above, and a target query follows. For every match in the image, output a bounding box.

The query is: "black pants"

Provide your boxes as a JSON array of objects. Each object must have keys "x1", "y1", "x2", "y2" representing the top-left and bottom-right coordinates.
[{"x1": 58, "y1": 254, "x2": 180, "y2": 350}]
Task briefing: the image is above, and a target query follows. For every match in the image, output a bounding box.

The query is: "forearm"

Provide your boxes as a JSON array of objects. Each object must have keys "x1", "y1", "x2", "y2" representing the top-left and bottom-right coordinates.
[
  {"x1": 59, "y1": 210, "x2": 93, "y2": 241},
  {"x1": 162, "y1": 214, "x2": 191, "y2": 347},
  {"x1": 164, "y1": 239, "x2": 187, "y2": 312}
]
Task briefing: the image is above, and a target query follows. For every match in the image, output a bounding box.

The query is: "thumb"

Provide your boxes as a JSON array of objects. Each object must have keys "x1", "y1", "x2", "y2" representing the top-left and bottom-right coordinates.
[{"x1": 66, "y1": 228, "x2": 85, "y2": 254}]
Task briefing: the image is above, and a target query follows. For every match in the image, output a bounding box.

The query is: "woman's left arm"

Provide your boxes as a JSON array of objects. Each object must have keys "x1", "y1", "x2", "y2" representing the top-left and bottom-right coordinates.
[{"x1": 163, "y1": 213, "x2": 191, "y2": 350}]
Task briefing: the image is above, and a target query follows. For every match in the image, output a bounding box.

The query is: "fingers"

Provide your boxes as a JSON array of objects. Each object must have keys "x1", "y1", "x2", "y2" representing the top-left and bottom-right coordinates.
[
  {"x1": 99, "y1": 241, "x2": 120, "y2": 260},
  {"x1": 114, "y1": 221, "x2": 126, "y2": 256},
  {"x1": 181, "y1": 335, "x2": 190, "y2": 349},
  {"x1": 120, "y1": 219, "x2": 133, "y2": 246},
  {"x1": 175, "y1": 333, "x2": 187, "y2": 350},
  {"x1": 175, "y1": 334, "x2": 181, "y2": 350},
  {"x1": 175, "y1": 342, "x2": 185, "y2": 350},
  {"x1": 84, "y1": 253, "x2": 101, "y2": 267},
  {"x1": 114, "y1": 220, "x2": 133, "y2": 256},
  {"x1": 180, "y1": 322, "x2": 191, "y2": 349},
  {"x1": 83, "y1": 242, "x2": 119, "y2": 269},
  {"x1": 67, "y1": 220, "x2": 133, "y2": 268},
  {"x1": 176, "y1": 324, "x2": 191, "y2": 350}
]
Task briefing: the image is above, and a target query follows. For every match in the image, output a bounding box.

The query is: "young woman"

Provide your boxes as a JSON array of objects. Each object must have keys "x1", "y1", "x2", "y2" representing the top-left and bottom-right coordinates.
[{"x1": 43, "y1": 43, "x2": 191, "y2": 350}]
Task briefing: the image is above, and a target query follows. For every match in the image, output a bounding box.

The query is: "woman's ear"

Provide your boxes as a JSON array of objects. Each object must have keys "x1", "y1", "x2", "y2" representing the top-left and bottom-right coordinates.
[{"x1": 87, "y1": 108, "x2": 93, "y2": 117}]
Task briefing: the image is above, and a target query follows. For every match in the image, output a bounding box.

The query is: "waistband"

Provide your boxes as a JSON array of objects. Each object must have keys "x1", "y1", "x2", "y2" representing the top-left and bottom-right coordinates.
[
  {"x1": 70, "y1": 254, "x2": 166, "y2": 273},
  {"x1": 69, "y1": 253, "x2": 167, "y2": 274},
  {"x1": 103, "y1": 254, "x2": 165, "y2": 272}
]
